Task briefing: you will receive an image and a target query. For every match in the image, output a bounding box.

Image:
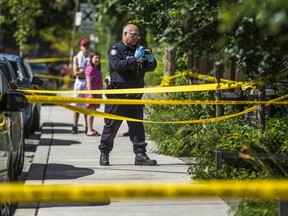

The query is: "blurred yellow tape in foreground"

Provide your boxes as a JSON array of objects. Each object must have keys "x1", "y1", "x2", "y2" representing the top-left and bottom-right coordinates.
[{"x1": 1, "y1": 180, "x2": 288, "y2": 203}]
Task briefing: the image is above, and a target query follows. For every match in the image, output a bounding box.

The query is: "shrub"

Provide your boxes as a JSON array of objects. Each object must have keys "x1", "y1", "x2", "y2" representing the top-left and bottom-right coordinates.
[
  {"x1": 230, "y1": 200, "x2": 278, "y2": 216},
  {"x1": 144, "y1": 74, "x2": 288, "y2": 215}
]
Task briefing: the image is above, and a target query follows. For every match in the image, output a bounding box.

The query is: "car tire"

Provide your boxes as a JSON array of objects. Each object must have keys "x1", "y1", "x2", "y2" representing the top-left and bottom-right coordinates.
[
  {"x1": 17, "y1": 137, "x2": 25, "y2": 176},
  {"x1": 24, "y1": 121, "x2": 31, "y2": 139},
  {"x1": 12, "y1": 163, "x2": 18, "y2": 183},
  {"x1": 31, "y1": 107, "x2": 40, "y2": 134},
  {"x1": 0, "y1": 201, "x2": 12, "y2": 216}
]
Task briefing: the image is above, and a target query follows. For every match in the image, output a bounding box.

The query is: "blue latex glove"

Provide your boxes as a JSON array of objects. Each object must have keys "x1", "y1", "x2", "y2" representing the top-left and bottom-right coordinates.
[
  {"x1": 134, "y1": 47, "x2": 145, "y2": 61},
  {"x1": 146, "y1": 54, "x2": 154, "y2": 62}
]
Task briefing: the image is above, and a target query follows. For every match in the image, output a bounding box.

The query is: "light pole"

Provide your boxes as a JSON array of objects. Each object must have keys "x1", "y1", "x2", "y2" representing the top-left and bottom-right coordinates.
[{"x1": 66, "y1": 0, "x2": 80, "y2": 89}]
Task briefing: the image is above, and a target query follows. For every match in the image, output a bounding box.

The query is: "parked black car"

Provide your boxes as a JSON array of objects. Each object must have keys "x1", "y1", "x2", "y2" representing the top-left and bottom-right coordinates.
[
  {"x1": 23, "y1": 59, "x2": 44, "y2": 132},
  {"x1": 0, "y1": 57, "x2": 27, "y2": 176},
  {"x1": 0, "y1": 53, "x2": 43, "y2": 138},
  {"x1": 0, "y1": 67, "x2": 28, "y2": 215}
]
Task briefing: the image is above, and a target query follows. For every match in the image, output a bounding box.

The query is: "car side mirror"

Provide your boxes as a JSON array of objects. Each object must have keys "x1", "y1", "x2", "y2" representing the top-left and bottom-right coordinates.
[
  {"x1": 0, "y1": 91, "x2": 28, "y2": 112},
  {"x1": 17, "y1": 78, "x2": 29, "y2": 88}
]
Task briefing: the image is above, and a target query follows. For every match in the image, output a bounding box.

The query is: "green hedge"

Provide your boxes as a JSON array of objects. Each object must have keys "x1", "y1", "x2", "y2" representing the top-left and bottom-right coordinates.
[{"x1": 144, "y1": 75, "x2": 288, "y2": 215}]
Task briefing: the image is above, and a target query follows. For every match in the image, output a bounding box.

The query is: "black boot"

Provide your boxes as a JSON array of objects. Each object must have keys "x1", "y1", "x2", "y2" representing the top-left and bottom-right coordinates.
[
  {"x1": 71, "y1": 126, "x2": 78, "y2": 134},
  {"x1": 100, "y1": 153, "x2": 110, "y2": 166},
  {"x1": 123, "y1": 131, "x2": 129, "y2": 136},
  {"x1": 135, "y1": 153, "x2": 157, "y2": 166}
]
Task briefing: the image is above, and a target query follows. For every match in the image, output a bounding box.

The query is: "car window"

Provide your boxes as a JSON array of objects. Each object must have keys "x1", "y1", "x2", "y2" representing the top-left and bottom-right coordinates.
[
  {"x1": 23, "y1": 61, "x2": 33, "y2": 82},
  {"x1": 29, "y1": 63, "x2": 49, "y2": 74},
  {"x1": 0, "y1": 60, "x2": 17, "y2": 83},
  {"x1": 0, "y1": 69, "x2": 3, "y2": 94},
  {"x1": 2, "y1": 72, "x2": 10, "y2": 92},
  {"x1": 0, "y1": 69, "x2": 10, "y2": 94},
  {"x1": 0, "y1": 64, "x2": 10, "y2": 81},
  {"x1": 19, "y1": 61, "x2": 31, "y2": 79},
  {"x1": 9, "y1": 62, "x2": 20, "y2": 77},
  {"x1": 10, "y1": 61, "x2": 25, "y2": 80}
]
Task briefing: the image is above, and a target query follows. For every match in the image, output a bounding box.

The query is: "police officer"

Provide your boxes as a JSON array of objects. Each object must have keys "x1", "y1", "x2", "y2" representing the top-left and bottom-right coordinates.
[{"x1": 99, "y1": 23, "x2": 157, "y2": 166}]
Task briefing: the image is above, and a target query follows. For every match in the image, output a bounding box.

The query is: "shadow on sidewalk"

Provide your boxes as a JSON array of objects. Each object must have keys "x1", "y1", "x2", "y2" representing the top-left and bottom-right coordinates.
[
  {"x1": 50, "y1": 122, "x2": 73, "y2": 127},
  {"x1": 40, "y1": 138, "x2": 81, "y2": 146},
  {"x1": 17, "y1": 200, "x2": 111, "y2": 210},
  {"x1": 41, "y1": 200, "x2": 111, "y2": 207},
  {"x1": 27, "y1": 163, "x2": 94, "y2": 180}
]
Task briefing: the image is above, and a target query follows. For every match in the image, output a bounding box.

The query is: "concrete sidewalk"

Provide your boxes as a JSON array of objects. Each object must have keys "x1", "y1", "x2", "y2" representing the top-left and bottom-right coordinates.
[{"x1": 15, "y1": 105, "x2": 230, "y2": 216}]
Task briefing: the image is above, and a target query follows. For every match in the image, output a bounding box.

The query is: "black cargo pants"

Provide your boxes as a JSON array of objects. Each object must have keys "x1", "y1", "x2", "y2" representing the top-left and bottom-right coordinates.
[{"x1": 99, "y1": 103, "x2": 147, "y2": 155}]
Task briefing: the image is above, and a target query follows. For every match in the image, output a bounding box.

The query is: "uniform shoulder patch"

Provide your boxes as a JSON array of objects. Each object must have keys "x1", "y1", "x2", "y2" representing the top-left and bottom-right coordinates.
[{"x1": 110, "y1": 49, "x2": 117, "y2": 56}]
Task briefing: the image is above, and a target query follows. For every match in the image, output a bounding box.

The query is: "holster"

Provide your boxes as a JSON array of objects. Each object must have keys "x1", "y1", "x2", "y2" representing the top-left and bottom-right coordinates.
[{"x1": 105, "y1": 80, "x2": 143, "y2": 99}]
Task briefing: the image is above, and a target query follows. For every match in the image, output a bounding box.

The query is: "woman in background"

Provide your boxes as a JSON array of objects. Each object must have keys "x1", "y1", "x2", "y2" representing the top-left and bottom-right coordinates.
[{"x1": 85, "y1": 51, "x2": 103, "y2": 136}]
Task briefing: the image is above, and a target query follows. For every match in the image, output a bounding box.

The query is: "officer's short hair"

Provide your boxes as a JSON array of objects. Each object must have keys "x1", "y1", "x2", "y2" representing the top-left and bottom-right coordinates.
[
  {"x1": 122, "y1": 23, "x2": 137, "y2": 34},
  {"x1": 122, "y1": 24, "x2": 129, "y2": 34}
]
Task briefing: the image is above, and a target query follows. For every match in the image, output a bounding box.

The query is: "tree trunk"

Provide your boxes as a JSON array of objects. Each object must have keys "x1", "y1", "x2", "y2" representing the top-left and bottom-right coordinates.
[
  {"x1": 19, "y1": 41, "x2": 23, "y2": 57},
  {"x1": 186, "y1": 50, "x2": 193, "y2": 84},
  {"x1": 258, "y1": 84, "x2": 266, "y2": 133},
  {"x1": 215, "y1": 62, "x2": 224, "y2": 117},
  {"x1": 187, "y1": 50, "x2": 193, "y2": 69},
  {"x1": 164, "y1": 44, "x2": 176, "y2": 77}
]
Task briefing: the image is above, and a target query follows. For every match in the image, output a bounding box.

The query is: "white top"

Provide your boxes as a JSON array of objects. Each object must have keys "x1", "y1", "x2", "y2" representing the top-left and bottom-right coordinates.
[{"x1": 76, "y1": 51, "x2": 91, "y2": 69}]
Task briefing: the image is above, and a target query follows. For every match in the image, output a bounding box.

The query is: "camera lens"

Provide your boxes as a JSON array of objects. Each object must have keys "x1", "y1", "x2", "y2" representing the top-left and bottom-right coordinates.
[{"x1": 144, "y1": 49, "x2": 151, "y2": 55}]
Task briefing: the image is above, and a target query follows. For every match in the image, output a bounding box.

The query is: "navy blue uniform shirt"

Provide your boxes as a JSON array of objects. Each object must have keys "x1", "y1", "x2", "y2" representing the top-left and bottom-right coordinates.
[{"x1": 108, "y1": 41, "x2": 157, "y2": 88}]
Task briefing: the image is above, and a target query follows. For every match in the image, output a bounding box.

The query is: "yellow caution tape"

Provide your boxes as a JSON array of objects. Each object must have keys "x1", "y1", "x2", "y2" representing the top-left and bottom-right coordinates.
[
  {"x1": 0, "y1": 114, "x2": 20, "y2": 135},
  {"x1": 26, "y1": 57, "x2": 70, "y2": 63},
  {"x1": 0, "y1": 180, "x2": 288, "y2": 203},
  {"x1": 25, "y1": 94, "x2": 288, "y2": 106},
  {"x1": 160, "y1": 70, "x2": 259, "y2": 90},
  {"x1": 34, "y1": 74, "x2": 75, "y2": 82},
  {"x1": 185, "y1": 70, "x2": 265, "y2": 87},
  {"x1": 24, "y1": 93, "x2": 288, "y2": 124},
  {"x1": 27, "y1": 64, "x2": 259, "y2": 91},
  {"x1": 160, "y1": 72, "x2": 233, "y2": 87},
  {"x1": 0, "y1": 114, "x2": 5, "y2": 127},
  {"x1": 21, "y1": 82, "x2": 254, "y2": 95},
  {"x1": 26, "y1": 57, "x2": 107, "y2": 63},
  {"x1": 61, "y1": 104, "x2": 146, "y2": 123},
  {"x1": 59, "y1": 103, "x2": 253, "y2": 124},
  {"x1": 32, "y1": 97, "x2": 257, "y2": 124},
  {"x1": 185, "y1": 70, "x2": 235, "y2": 83}
]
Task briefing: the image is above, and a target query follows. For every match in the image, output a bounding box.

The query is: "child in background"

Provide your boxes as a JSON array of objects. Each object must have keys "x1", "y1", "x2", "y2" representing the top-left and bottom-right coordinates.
[{"x1": 85, "y1": 51, "x2": 103, "y2": 136}]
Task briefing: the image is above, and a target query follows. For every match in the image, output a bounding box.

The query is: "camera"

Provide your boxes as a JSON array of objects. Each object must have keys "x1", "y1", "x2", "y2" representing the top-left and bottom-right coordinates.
[{"x1": 144, "y1": 48, "x2": 152, "y2": 55}]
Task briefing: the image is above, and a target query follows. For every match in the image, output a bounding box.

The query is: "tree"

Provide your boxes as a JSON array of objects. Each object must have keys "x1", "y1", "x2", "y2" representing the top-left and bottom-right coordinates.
[
  {"x1": 0, "y1": 0, "x2": 41, "y2": 56},
  {"x1": 219, "y1": 0, "x2": 288, "y2": 131},
  {"x1": 0, "y1": 0, "x2": 79, "y2": 56},
  {"x1": 126, "y1": 0, "x2": 224, "y2": 114}
]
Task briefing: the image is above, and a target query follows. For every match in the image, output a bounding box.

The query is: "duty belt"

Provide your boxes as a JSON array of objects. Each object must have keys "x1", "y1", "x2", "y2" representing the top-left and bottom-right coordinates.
[{"x1": 105, "y1": 81, "x2": 143, "y2": 99}]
